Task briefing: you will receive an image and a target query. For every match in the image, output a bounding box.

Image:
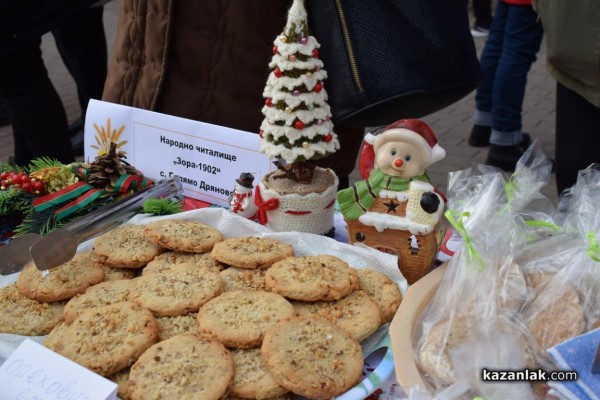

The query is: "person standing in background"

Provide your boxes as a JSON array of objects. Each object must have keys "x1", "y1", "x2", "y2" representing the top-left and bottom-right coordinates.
[
  {"x1": 469, "y1": 0, "x2": 493, "y2": 37},
  {"x1": 0, "y1": 0, "x2": 99, "y2": 166},
  {"x1": 533, "y1": 0, "x2": 600, "y2": 194},
  {"x1": 467, "y1": 0, "x2": 543, "y2": 171},
  {"x1": 52, "y1": 2, "x2": 109, "y2": 155}
]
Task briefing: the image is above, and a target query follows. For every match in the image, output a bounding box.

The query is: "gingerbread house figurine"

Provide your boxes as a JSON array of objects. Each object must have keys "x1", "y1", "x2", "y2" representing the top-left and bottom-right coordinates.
[{"x1": 337, "y1": 119, "x2": 446, "y2": 284}]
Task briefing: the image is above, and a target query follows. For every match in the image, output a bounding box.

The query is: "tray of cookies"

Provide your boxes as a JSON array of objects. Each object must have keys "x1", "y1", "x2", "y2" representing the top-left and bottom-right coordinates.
[{"x1": 0, "y1": 207, "x2": 407, "y2": 400}]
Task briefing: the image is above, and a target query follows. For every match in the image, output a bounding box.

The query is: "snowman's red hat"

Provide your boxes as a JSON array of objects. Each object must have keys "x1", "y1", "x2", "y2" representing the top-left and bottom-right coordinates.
[{"x1": 372, "y1": 119, "x2": 446, "y2": 167}]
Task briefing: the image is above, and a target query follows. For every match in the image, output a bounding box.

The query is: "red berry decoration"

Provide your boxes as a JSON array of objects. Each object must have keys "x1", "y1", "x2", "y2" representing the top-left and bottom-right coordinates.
[
  {"x1": 314, "y1": 82, "x2": 323, "y2": 93},
  {"x1": 272, "y1": 45, "x2": 278, "y2": 55},
  {"x1": 324, "y1": 133, "x2": 333, "y2": 143},
  {"x1": 265, "y1": 98, "x2": 273, "y2": 107},
  {"x1": 294, "y1": 120, "x2": 305, "y2": 130},
  {"x1": 259, "y1": 130, "x2": 264, "y2": 138},
  {"x1": 0, "y1": 170, "x2": 46, "y2": 194},
  {"x1": 274, "y1": 67, "x2": 283, "y2": 78},
  {"x1": 312, "y1": 49, "x2": 319, "y2": 58}
]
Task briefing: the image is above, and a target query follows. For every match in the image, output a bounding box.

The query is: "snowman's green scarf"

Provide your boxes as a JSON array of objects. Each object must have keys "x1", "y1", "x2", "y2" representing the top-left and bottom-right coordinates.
[{"x1": 337, "y1": 168, "x2": 430, "y2": 221}]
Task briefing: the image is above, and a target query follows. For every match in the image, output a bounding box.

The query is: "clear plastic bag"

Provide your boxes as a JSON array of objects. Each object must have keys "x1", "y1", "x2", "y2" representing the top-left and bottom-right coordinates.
[
  {"x1": 522, "y1": 164, "x2": 600, "y2": 351},
  {"x1": 411, "y1": 148, "x2": 554, "y2": 398}
]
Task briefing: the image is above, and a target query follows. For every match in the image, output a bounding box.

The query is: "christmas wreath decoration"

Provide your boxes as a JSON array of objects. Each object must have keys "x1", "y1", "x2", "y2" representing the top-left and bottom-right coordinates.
[{"x1": 0, "y1": 143, "x2": 154, "y2": 243}]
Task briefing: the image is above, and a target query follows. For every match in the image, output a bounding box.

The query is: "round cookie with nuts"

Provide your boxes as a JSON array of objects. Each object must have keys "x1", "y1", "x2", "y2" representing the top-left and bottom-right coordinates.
[
  {"x1": 53, "y1": 301, "x2": 158, "y2": 376},
  {"x1": 128, "y1": 334, "x2": 234, "y2": 400},
  {"x1": 0, "y1": 284, "x2": 65, "y2": 336},
  {"x1": 198, "y1": 290, "x2": 295, "y2": 348},
  {"x1": 131, "y1": 262, "x2": 222, "y2": 317},
  {"x1": 229, "y1": 348, "x2": 289, "y2": 399},
  {"x1": 292, "y1": 290, "x2": 382, "y2": 342},
  {"x1": 63, "y1": 278, "x2": 136, "y2": 324},
  {"x1": 17, "y1": 252, "x2": 105, "y2": 302},
  {"x1": 354, "y1": 268, "x2": 402, "y2": 323},
  {"x1": 211, "y1": 236, "x2": 294, "y2": 269},
  {"x1": 261, "y1": 316, "x2": 364, "y2": 399},
  {"x1": 266, "y1": 255, "x2": 359, "y2": 301},
  {"x1": 143, "y1": 219, "x2": 224, "y2": 253},
  {"x1": 92, "y1": 224, "x2": 164, "y2": 268}
]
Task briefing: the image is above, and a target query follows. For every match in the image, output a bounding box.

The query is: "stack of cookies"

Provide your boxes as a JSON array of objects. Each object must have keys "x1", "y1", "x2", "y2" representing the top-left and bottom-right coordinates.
[{"x1": 0, "y1": 218, "x2": 403, "y2": 400}]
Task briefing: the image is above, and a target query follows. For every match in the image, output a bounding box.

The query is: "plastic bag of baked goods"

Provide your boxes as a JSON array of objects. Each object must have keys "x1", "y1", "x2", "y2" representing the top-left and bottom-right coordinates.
[
  {"x1": 412, "y1": 149, "x2": 554, "y2": 399},
  {"x1": 522, "y1": 164, "x2": 600, "y2": 352}
]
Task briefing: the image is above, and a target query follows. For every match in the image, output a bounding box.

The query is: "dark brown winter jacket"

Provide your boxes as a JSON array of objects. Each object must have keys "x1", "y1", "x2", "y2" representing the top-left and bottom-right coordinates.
[{"x1": 102, "y1": 0, "x2": 290, "y2": 133}]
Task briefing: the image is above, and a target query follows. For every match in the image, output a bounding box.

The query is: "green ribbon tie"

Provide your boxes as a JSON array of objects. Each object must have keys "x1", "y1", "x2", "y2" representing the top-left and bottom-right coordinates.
[
  {"x1": 525, "y1": 220, "x2": 561, "y2": 231},
  {"x1": 586, "y1": 232, "x2": 600, "y2": 262},
  {"x1": 444, "y1": 209, "x2": 484, "y2": 270}
]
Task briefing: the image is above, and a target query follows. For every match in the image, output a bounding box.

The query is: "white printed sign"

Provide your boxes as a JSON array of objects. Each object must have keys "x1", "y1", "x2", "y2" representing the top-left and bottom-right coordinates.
[
  {"x1": 84, "y1": 100, "x2": 274, "y2": 207},
  {"x1": 0, "y1": 339, "x2": 117, "y2": 400}
]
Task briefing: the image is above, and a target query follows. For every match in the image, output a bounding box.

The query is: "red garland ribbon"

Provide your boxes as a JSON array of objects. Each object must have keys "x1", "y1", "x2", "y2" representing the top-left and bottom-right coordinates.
[{"x1": 254, "y1": 185, "x2": 279, "y2": 225}]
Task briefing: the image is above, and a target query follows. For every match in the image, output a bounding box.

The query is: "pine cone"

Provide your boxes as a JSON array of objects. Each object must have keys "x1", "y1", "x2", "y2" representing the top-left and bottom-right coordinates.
[{"x1": 88, "y1": 143, "x2": 137, "y2": 192}]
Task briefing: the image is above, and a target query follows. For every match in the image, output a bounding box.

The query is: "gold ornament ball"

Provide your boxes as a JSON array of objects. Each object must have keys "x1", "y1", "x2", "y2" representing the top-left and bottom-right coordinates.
[{"x1": 302, "y1": 141, "x2": 310, "y2": 149}]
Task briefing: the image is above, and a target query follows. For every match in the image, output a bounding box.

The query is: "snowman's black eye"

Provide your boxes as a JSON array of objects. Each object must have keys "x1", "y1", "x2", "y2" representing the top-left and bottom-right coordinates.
[
  {"x1": 405, "y1": 154, "x2": 412, "y2": 161},
  {"x1": 391, "y1": 149, "x2": 397, "y2": 156}
]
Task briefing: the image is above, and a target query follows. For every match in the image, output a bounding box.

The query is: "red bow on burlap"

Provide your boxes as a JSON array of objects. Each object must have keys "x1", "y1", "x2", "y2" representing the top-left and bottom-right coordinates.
[{"x1": 254, "y1": 185, "x2": 279, "y2": 225}]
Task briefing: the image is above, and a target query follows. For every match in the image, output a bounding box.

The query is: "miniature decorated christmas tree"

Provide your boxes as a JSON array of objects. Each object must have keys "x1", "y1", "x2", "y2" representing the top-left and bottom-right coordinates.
[
  {"x1": 259, "y1": 0, "x2": 339, "y2": 183},
  {"x1": 255, "y1": 0, "x2": 340, "y2": 236}
]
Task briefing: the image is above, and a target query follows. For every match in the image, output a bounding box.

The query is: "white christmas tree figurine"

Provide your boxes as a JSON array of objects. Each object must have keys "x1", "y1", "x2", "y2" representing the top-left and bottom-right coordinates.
[{"x1": 259, "y1": 0, "x2": 339, "y2": 182}]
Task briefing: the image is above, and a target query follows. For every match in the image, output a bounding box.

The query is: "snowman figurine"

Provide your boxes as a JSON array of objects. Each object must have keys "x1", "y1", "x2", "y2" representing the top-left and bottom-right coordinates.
[
  {"x1": 229, "y1": 172, "x2": 257, "y2": 220},
  {"x1": 337, "y1": 119, "x2": 446, "y2": 283}
]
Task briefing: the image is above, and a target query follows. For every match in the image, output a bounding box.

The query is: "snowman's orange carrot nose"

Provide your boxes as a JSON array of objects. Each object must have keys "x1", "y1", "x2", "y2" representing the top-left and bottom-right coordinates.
[{"x1": 394, "y1": 159, "x2": 403, "y2": 167}]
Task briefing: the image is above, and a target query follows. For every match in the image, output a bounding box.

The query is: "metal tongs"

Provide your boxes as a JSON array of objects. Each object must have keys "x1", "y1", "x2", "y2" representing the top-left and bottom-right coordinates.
[{"x1": 0, "y1": 176, "x2": 182, "y2": 275}]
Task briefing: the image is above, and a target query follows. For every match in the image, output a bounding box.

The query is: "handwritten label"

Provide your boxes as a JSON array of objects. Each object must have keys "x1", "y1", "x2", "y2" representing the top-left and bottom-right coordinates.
[
  {"x1": 0, "y1": 339, "x2": 117, "y2": 400},
  {"x1": 84, "y1": 99, "x2": 274, "y2": 207}
]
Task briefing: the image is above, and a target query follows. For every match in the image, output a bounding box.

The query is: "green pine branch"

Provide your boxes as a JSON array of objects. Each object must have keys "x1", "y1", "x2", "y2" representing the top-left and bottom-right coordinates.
[
  {"x1": 143, "y1": 198, "x2": 184, "y2": 215},
  {"x1": 27, "y1": 157, "x2": 64, "y2": 173},
  {"x1": 0, "y1": 188, "x2": 33, "y2": 216},
  {"x1": 0, "y1": 162, "x2": 26, "y2": 174}
]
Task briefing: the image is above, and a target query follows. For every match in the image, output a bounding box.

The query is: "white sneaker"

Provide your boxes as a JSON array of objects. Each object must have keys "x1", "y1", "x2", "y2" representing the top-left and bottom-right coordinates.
[{"x1": 471, "y1": 25, "x2": 490, "y2": 38}]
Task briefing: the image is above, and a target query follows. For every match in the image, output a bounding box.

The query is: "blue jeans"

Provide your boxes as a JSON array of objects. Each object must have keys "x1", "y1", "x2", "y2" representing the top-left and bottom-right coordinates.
[{"x1": 474, "y1": 2, "x2": 543, "y2": 146}]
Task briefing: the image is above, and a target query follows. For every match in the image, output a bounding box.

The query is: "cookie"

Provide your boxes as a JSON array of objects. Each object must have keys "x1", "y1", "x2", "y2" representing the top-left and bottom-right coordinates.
[
  {"x1": 355, "y1": 268, "x2": 402, "y2": 323},
  {"x1": 143, "y1": 219, "x2": 223, "y2": 253},
  {"x1": 101, "y1": 265, "x2": 138, "y2": 281},
  {"x1": 418, "y1": 315, "x2": 473, "y2": 385},
  {"x1": 526, "y1": 285, "x2": 586, "y2": 349},
  {"x1": 292, "y1": 290, "x2": 382, "y2": 342},
  {"x1": 53, "y1": 301, "x2": 158, "y2": 376},
  {"x1": 265, "y1": 255, "x2": 359, "y2": 301},
  {"x1": 44, "y1": 320, "x2": 68, "y2": 351},
  {"x1": 220, "y1": 267, "x2": 267, "y2": 292},
  {"x1": 92, "y1": 224, "x2": 163, "y2": 268},
  {"x1": 211, "y1": 237, "x2": 294, "y2": 269},
  {"x1": 156, "y1": 313, "x2": 199, "y2": 341},
  {"x1": 142, "y1": 251, "x2": 223, "y2": 276},
  {"x1": 128, "y1": 334, "x2": 234, "y2": 400},
  {"x1": 0, "y1": 284, "x2": 64, "y2": 336},
  {"x1": 230, "y1": 348, "x2": 289, "y2": 399},
  {"x1": 261, "y1": 317, "x2": 363, "y2": 399},
  {"x1": 16, "y1": 252, "x2": 105, "y2": 302},
  {"x1": 108, "y1": 368, "x2": 131, "y2": 400},
  {"x1": 63, "y1": 279, "x2": 136, "y2": 324},
  {"x1": 131, "y1": 262, "x2": 222, "y2": 317},
  {"x1": 198, "y1": 290, "x2": 295, "y2": 348}
]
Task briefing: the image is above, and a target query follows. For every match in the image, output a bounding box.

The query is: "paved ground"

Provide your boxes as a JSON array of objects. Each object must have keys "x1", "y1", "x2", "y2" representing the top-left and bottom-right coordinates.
[{"x1": 0, "y1": 1, "x2": 559, "y2": 201}]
